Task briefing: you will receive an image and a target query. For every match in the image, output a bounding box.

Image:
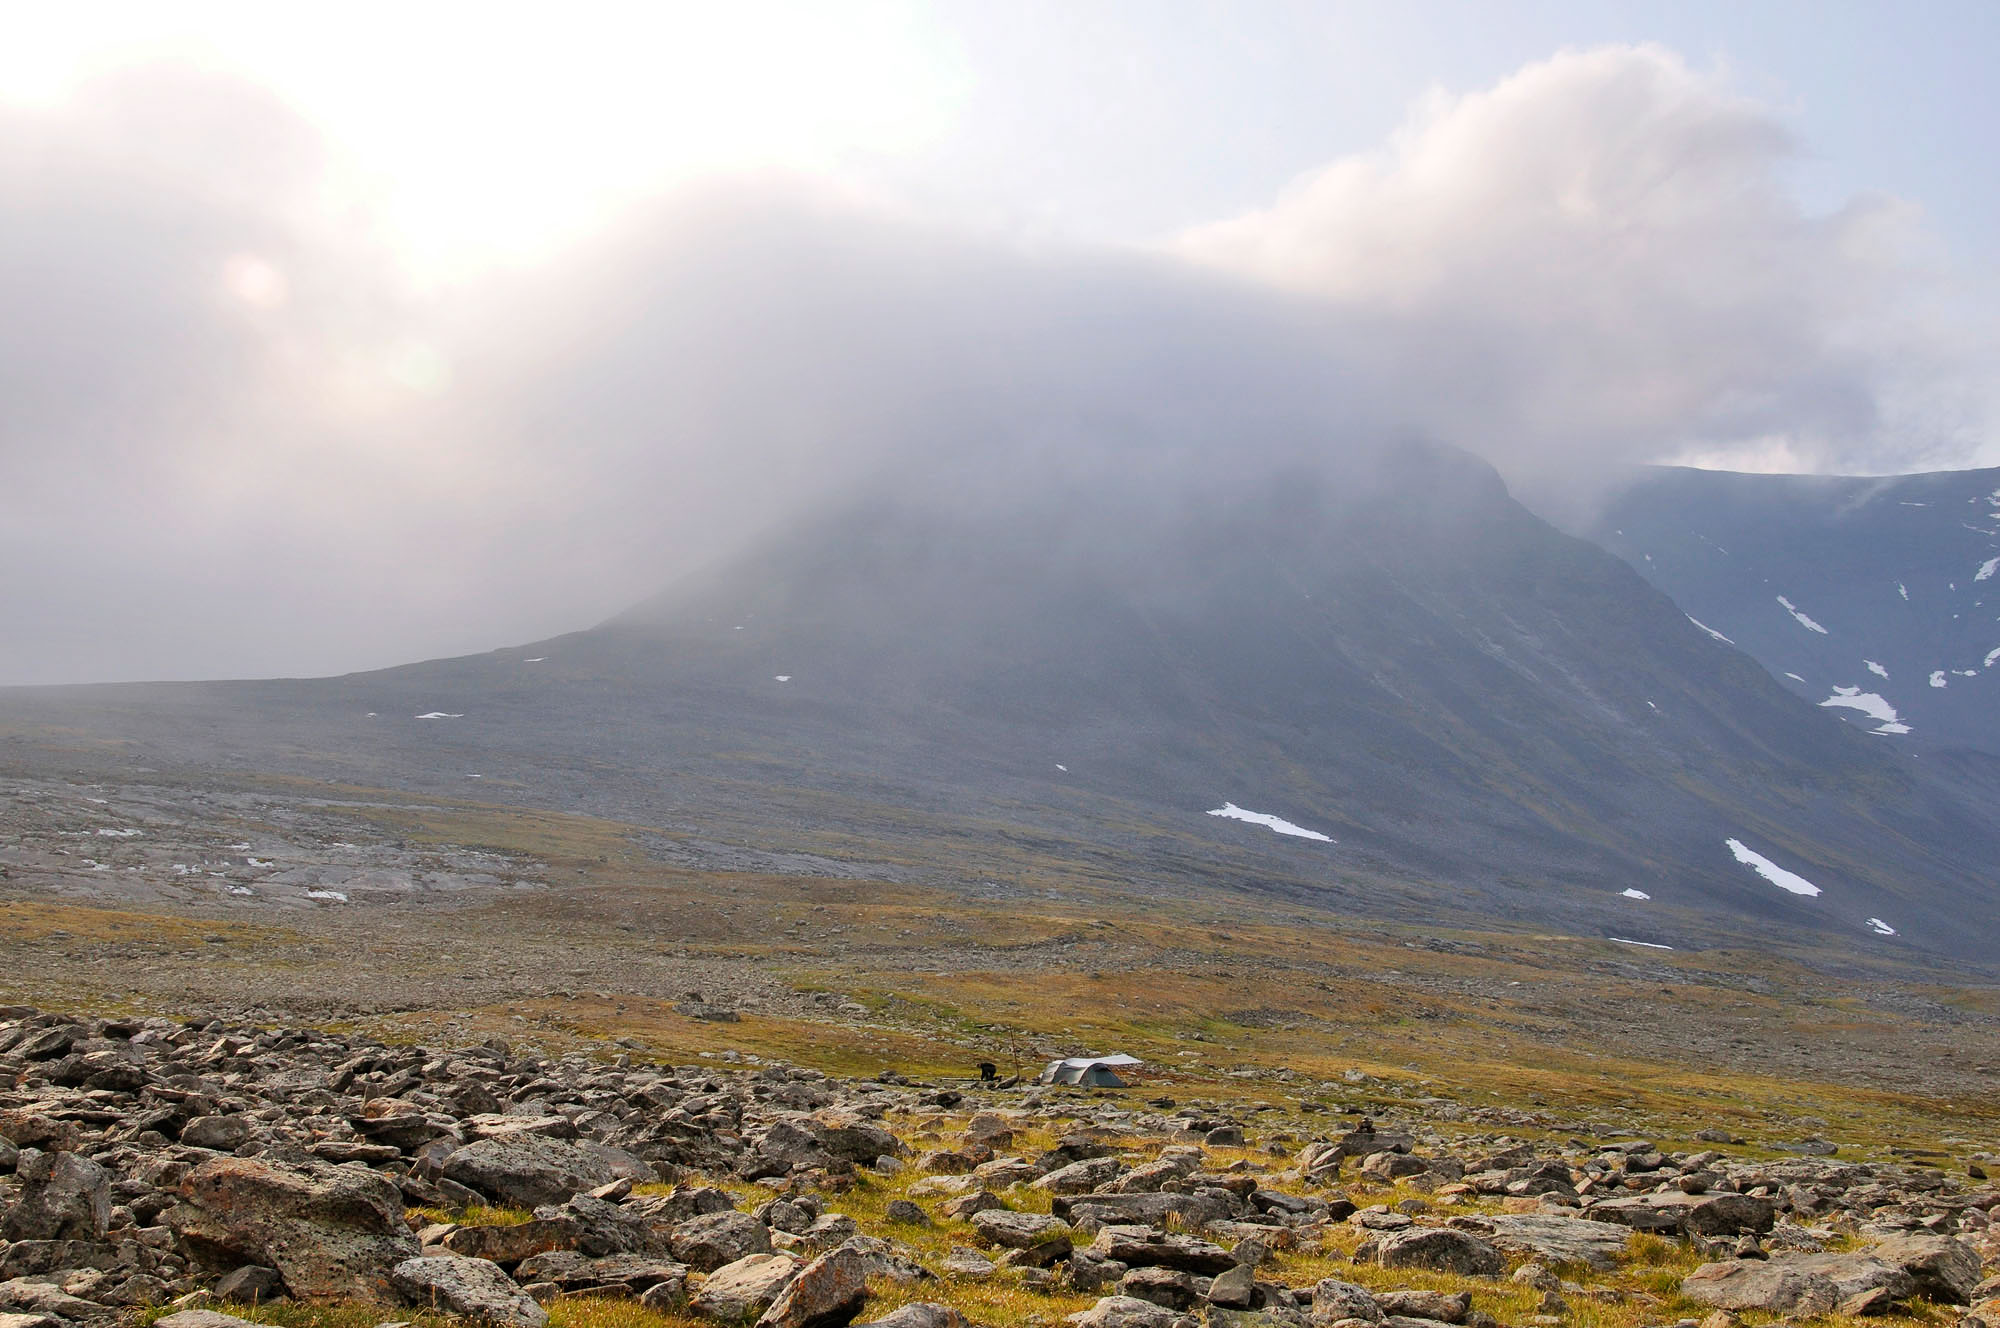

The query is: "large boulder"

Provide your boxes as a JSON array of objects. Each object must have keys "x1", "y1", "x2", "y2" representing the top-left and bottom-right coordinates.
[
  {"x1": 1681, "y1": 1254, "x2": 1915, "y2": 1315},
  {"x1": 439, "y1": 1218, "x2": 583, "y2": 1263},
  {"x1": 165, "y1": 1156, "x2": 420, "y2": 1301},
  {"x1": 441, "y1": 1135, "x2": 647, "y2": 1210},
  {"x1": 3, "y1": 1151, "x2": 109, "y2": 1241},
  {"x1": 692, "y1": 1252, "x2": 804, "y2": 1322},
  {"x1": 1868, "y1": 1234, "x2": 1983, "y2": 1304},
  {"x1": 756, "y1": 1247, "x2": 871, "y2": 1328},
  {"x1": 1590, "y1": 1192, "x2": 1773, "y2": 1238},
  {"x1": 1309, "y1": 1279, "x2": 1383, "y2": 1326},
  {"x1": 809, "y1": 1112, "x2": 903, "y2": 1166},
  {"x1": 1087, "y1": 1225, "x2": 1235, "y2": 1275},
  {"x1": 392, "y1": 1255, "x2": 548, "y2": 1328},
  {"x1": 1371, "y1": 1229, "x2": 1504, "y2": 1277},
  {"x1": 673, "y1": 1210, "x2": 774, "y2": 1272}
]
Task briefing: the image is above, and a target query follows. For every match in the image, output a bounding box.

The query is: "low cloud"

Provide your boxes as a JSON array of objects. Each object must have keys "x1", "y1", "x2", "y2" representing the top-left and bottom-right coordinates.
[
  {"x1": 0, "y1": 47, "x2": 1985, "y2": 684},
  {"x1": 1180, "y1": 45, "x2": 1985, "y2": 501}
]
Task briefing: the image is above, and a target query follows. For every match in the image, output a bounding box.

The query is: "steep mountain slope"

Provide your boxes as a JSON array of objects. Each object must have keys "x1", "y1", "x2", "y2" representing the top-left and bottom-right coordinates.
[
  {"x1": 5, "y1": 443, "x2": 1997, "y2": 958},
  {"x1": 1590, "y1": 465, "x2": 2000, "y2": 753}
]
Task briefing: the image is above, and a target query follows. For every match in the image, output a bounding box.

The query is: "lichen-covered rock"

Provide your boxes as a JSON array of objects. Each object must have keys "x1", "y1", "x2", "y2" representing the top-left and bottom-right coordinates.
[
  {"x1": 1869, "y1": 1234, "x2": 1983, "y2": 1304},
  {"x1": 1681, "y1": 1254, "x2": 1914, "y2": 1315},
  {"x1": 756, "y1": 1246, "x2": 871, "y2": 1328},
  {"x1": 392, "y1": 1255, "x2": 549, "y2": 1328},
  {"x1": 165, "y1": 1156, "x2": 419, "y2": 1301},
  {"x1": 673, "y1": 1210, "x2": 773, "y2": 1272},
  {"x1": 692, "y1": 1253, "x2": 803, "y2": 1323},
  {"x1": 3, "y1": 1151, "x2": 110, "y2": 1242},
  {"x1": 1309, "y1": 1280, "x2": 1383, "y2": 1326},
  {"x1": 1370, "y1": 1229, "x2": 1503, "y2": 1277},
  {"x1": 440, "y1": 1134, "x2": 646, "y2": 1209}
]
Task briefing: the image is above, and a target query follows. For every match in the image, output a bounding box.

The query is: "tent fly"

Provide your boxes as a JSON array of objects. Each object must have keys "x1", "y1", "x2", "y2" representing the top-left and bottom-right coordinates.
[{"x1": 1038, "y1": 1053, "x2": 1142, "y2": 1087}]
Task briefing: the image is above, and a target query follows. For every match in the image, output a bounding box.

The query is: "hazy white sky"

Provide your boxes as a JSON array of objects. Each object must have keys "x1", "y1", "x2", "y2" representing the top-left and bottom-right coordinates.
[{"x1": 3, "y1": 2, "x2": 1996, "y2": 683}]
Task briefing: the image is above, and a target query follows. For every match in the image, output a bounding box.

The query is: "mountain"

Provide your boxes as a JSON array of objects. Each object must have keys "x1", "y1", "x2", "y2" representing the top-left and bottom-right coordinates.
[
  {"x1": 1589, "y1": 465, "x2": 2000, "y2": 755},
  {"x1": 5, "y1": 442, "x2": 1999, "y2": 959}
]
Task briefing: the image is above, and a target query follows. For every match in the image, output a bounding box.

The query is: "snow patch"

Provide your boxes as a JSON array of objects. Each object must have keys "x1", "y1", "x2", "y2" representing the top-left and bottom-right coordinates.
[
  {"x1": 1207, "y1": 803, "x2": 1334, "y2": 842},
  {"x1": 1985, "y1": 646, "x2": 2000, "y2": 669},
  {"x1": 774, "y1": 675, "x2": 791, "y2": 682},
  {"x1": 1055, "y1": 764, "x2": 1068, "y2": 772},
  {"x1": 1865, "y1": 917, "x2": 1897, "y2": 936},
  {"x1": 95, "y1": 828, "x2": 142, "y2": 837},
  {"x1": 302, "y1": 889, "x2": 349, "y2": 902},
  {"x1": 415, "y1": 711, "x2": 464, "y2": 719},
  {"x1": 1607, "y1": 937, "x2": 1673, "y2": 950},
  {"x1": 1620, "y1": 888, "x2": 1651, "y2": 900},
  {"x1": 1725, "y1": 838, "x2": 1822, "y2": 897},
  {"x1": 1898, "y1": 582, "x2": 1909, "y2": 601},
  {"x1": 1819, "y1": 687, "x2": 1905, "y2": 735},
  {"x1": 1930, "y1": 671, "x2": 1947, "y2": 688},
  {"x1": 1978, "y1": 557, "x2": 2000, "y2": 582},
  {"x1": 1776, "y1": 596, "x2": 1828, "y2": 633},
  {"x1": 1688, "y1": 615, "x2": 1734, "y2": 645},
  {"x1": 1785, "y1": 672, "x2": 1807, "y2": 683},
  {"x1": 229, "y1": 886, "x2": 254, "y2": 896},
  {"x1": 1864, "y1": 660, "x2": 1889, "y2": 679},
  {"x1": 523, "y1": 657, "x2": 545, "y2": 663}
]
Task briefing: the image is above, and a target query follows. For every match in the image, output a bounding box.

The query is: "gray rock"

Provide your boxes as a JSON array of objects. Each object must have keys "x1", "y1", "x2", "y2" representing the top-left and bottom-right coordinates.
[
  {"x1": 692, "y1": 1253, "x2": 803, "y2": 1322},
  {"x1": 1867, "y1": 1234, "x2": 1982, "y2": 1303},
  {"x1": 673, "y1": 1209, "x2": 774, "y2": 1272},
  {"x1": 1374, "y1": 1292, "x2": 1469, "y2": 1324},
  {"x1": 4, "y1": 1151, "x2": 110, "y2": 1241},
  {"x1": 1087, "y1": 1224, "x2": 1235, "y2": 1274},
  {"x1": 970, "y1": 1209, "x2": 1071, "y2": 1251},
  {"x1": 1681, "y1": 1254, "x2": 1914, "y2": 1315},
  {"x1": 1447, "y1": 1213, "x2": 1633, "y2": 1270},
  {"x1": 756, "y1": 1246, "x2": 871, "y2": 1328},
  {"x1": 153, "y1": 1313, "x2": 263, "y2": 1328},
  {"x1": 392, "y1": 1255, "x2": 549, "y2": 1328},
  {"x1": 1371, "y1": 1228, "x2": 1504, "y2": 1277},
  {"x1": 0, "y1": 1278, "x2": 115, "y2": 1323},
  {"x1": 1120, "y1": 1267, "x2": 1197, "y2": 1310},
  {"x1": 1065, "y1": 1295, "x2": 1184, "y2": 1328},
  {"x1": 440, "y1": 1135, "x2": 643, "y2": 1210},
  {"x1": 213, "y1": 1264, "x2": 286, "y2": 1303},
  {"x1": 1035, "y1": 1157, "x2": 1127, "y2": 1195},
  {"x1": 940, "y1": 1247, "x2": 994, "y2": 1279},
  {"x1": 166, "y1": 1155, "x2": 420, "y2": 1301},
  {"x1": 1208, "y1": 1264, "x2": 1258, "y2": 1309},
  {"x1": 181, "y1": 1118, "x2": 254, "y2": 1153},
  {"x1": 855, "y1": 1305, "x2": 970, "y2": 1328},
  {"x1": 1309, "y1": 1279, "x2": 1383, "y2": 1326}
]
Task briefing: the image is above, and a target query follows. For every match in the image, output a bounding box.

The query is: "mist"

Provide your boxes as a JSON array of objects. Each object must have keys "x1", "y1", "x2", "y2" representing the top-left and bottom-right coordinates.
[{"x1": 1, "y1": 46, "x2": 1984, "y2": 685}]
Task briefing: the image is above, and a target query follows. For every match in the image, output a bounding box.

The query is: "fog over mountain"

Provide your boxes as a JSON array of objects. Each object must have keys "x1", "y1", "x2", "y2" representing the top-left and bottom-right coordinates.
[{"x1": 3, "y1": 46, "x2": 1988, "y2": 685}]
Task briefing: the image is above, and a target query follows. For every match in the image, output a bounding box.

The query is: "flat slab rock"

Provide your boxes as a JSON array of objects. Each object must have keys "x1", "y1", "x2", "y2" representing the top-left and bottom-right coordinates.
[
  {"x1": 1681, "y1": 1253, "x2": 1915, "y2": 1315},
  {"x1": 1447, "y1": 1213, "x2": 1633, "y2": 1270}
]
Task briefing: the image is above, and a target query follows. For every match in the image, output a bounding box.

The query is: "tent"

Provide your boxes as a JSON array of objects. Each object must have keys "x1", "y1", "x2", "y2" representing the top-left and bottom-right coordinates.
[{"x1": 1039, "y1": 1053, "x2": 1141, "y2": 1087}]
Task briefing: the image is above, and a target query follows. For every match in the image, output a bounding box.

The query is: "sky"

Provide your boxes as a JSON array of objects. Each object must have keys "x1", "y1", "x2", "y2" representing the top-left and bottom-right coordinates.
[{"x1": 3, "y1": 1, "x2": 1997, "y2": 685}]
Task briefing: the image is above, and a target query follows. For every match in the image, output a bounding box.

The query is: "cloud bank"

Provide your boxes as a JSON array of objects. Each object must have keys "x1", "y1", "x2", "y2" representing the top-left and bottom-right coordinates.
[{"x1": 0, "y1": 47, "x2": 1984, "y2": 684}]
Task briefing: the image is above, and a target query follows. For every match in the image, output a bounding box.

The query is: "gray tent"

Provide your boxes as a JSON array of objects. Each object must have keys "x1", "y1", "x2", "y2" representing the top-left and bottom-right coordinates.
[{"x1": 1039, "y1": 1053, "x2": 1142, "y2": 1087}]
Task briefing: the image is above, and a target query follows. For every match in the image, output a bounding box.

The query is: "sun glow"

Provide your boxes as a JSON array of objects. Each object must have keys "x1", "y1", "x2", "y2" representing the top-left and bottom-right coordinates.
[{"x1": 3, "y1": 1, "x2": 963, "y2": 277}]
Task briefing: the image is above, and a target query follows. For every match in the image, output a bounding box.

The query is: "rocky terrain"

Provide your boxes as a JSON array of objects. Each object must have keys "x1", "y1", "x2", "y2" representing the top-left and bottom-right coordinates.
[{"x1": 1, "y1": 1004, "x2": 1996, "y2": 1328}]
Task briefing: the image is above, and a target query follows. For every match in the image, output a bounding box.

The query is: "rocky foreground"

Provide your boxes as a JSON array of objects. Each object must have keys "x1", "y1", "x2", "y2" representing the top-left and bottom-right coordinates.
[{"x1": 1, "y1": 1006, "x2": 1996, "y2": 1328}]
